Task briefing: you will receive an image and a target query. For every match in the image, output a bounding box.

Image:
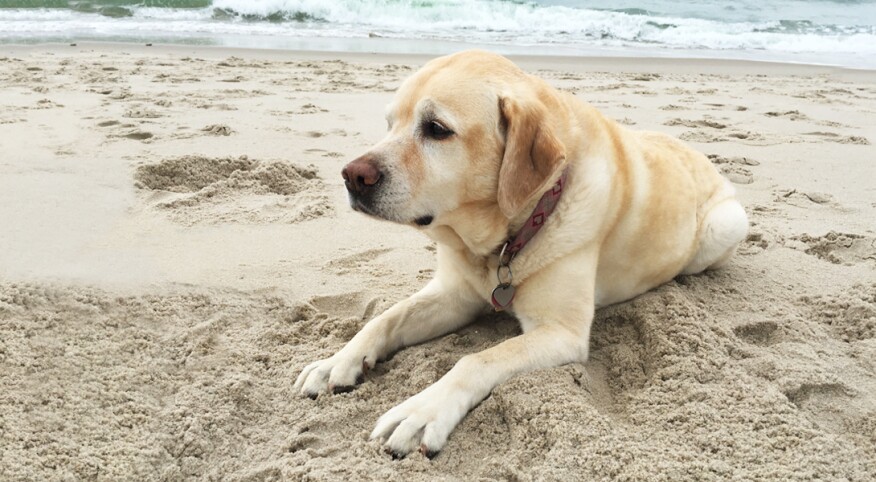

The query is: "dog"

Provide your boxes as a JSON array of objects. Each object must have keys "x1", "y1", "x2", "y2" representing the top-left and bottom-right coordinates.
[{"x1": 294, "y1": 50, "x2": 748, "y2": 458}]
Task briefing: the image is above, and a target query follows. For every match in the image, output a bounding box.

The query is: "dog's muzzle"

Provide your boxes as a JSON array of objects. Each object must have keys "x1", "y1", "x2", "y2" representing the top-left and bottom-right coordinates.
[{"x1": 342, "y1": 155, "x2": 383, "y2": 211}]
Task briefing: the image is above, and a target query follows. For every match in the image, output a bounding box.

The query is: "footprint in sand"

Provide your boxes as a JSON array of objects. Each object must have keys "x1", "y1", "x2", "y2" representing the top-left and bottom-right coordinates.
[
  {"x1": 103, "y1": 127, "x2": 155, "y2": 141},
  {"x1": 124, "y1": 107, "x2": 163, "y2": 119},
  {"x1": 801, "y1": 283, "x2": 876, "y2": 342},
  {"x1": 151, "y1": 73, "x2": 201, "y2": 84},
  {"x1": 813, "y1": 119, "x2": 852, "y2": 128},
  {"x1": 216, "y1": 56, "x2": 265, "y2": 69},
  {"x1": 34, "y1": 98, "x2": 64, "y2": 109},
  {"x1": 748, "y1": 204, "x2": 782, "y2": 219},
  {"x1": 134, "y1": 155, "x2": 330, "y2": 225},
  {"x1": 303, "y1": 129, "x2": 353, "y2": 138},
  {"x1": 201, "y1": 124, "x2": 234, "y2": 136},
  {"x1": 738, "y1": 230, "x2": 771, "y2": 255},
  {"x1": 91, "y1": 87, "x2": 131, "y2": 99},
  {"x1": 792, "y1": 87, "x2": 862, "y2": 105},
  {"x1": 286, "y1": 429, "x2": 322, "y2": 454},
  {"x1": 182, "y1": 98, "x2": 237, "y2": 111},
  {"x1": 324, "y1": 248, "x2": 392, "y2": 276},
  {"x1": 783, "y1": 382, "x2": 854, "y2": 409},
  {"x1": 764, "y1": 110, "x2": 809, "y2": 121},
  {"x1": 678, "y1": 129, "x2": 774, "y2": 145},
  {"x1": 197, "y1": 102, "x2": 238, "y2": 111},
  {"x1": 119, "y1": 130, "x2": 154, "y2": 141},
  {"x1": 664, "y1": 117, "x2": 728, "y2": 129},
  {"x1": 295, "y1": 103, "x2": 328, "y2": 115},
  {"x1": 708, "y1": 154, "x2": 760, "y2": 185},
  {"x1": 719, "y1": 165, "x2": 754, "y2": 184},
  {"x1": 733, "y1": 319, "x2": 781, "y2": 347},
  {"x1": 703, "y1": 103, "x2": 748, "y2": 111},
  {"x1": 594, "y1": 82, "x2": 636, "y2": 92},
  {"x1": 305, "y1": 148, "x2": 344, "y2": 158},
  {"x1": 773, "y1": 188, "x2": 843, "y2": 209},
  {"x1": 707, "y1": 154, "x2": 760, "y2": 166},
  {"x1": 786, "y1": 231, "x2": 876, "y2": 265},
  {"x1": 801, "y1": 131, "x2": 869, "y2": 145},
  {"x1": 628, "y1": 73, "x2": 660, "y2": 81}
]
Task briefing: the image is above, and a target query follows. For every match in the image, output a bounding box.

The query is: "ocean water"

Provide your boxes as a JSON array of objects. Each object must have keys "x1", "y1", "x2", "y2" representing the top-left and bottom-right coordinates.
[{"x1": 1, "y1": 0, "x2": 875, "y2": 68}]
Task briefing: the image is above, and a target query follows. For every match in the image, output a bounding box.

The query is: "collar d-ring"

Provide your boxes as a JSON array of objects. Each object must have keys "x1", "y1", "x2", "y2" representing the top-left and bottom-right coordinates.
[{"x1": 496, "y1": 242, "x2": 514, "y2": 287}]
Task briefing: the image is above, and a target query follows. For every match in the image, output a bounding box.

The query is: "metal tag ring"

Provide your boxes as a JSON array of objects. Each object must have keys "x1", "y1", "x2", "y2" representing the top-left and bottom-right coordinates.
[
  {"x1": 498, "y1": 241, "x2": 515, "y2": 267},
  {"x1": 496, "y1": 263, "x2": 513, "y2": 286}
]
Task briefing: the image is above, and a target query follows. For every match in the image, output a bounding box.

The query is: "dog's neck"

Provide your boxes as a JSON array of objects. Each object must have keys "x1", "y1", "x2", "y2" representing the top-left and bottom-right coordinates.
[
  {"x1": 426, "y1": 203, "x2": 507, "y2": 257},
  {"x1": 425, "y1": 168, "x2": 570, "y2": 262}
]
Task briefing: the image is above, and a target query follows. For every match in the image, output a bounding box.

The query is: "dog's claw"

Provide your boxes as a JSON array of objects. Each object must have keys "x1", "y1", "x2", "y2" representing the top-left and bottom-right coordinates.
[
  {"x1": 305, "y1": 392, "x2": 318, "y2": 400},
  {"x1": 419, "y1": 444, "x2": 438, "y2": 459},
  {"x1": 386, "y1": 447, "x2": 406, "y2": 460},
  {"x1": 331, "y1": 384, "x2": 355, "y2": 394}
]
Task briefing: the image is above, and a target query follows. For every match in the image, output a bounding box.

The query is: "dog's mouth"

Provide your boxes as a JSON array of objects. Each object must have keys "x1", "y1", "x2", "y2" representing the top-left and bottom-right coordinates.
[
  {"x1": 349, "y1": 193, "x2": 434, "y2": 227},
  {"x1": 351, "y1": 198, "x2": 381, "y2": 218}
]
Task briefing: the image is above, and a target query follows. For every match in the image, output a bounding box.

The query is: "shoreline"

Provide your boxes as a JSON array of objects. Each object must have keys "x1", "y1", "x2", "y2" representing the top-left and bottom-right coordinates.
[{"x1": 3, "y1": 39, "x2": 876, "y2": 77}]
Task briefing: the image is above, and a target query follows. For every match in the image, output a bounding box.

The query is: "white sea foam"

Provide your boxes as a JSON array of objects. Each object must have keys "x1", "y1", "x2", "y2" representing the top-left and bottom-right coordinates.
[{"x1": 1, "y1": 0, "x2": 874, "y2": 68}]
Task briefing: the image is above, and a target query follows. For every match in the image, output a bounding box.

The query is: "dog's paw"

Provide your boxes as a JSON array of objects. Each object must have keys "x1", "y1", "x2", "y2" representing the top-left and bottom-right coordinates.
[
  {"x1": 293, "y1": 353, "x2": 370, "y2": 398},
  {"x1": 370, "y1": 381, "x2": 472, "y2": 459}
]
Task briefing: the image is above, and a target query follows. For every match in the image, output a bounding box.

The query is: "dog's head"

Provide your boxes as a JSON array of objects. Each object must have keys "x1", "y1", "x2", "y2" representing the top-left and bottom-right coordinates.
[{"x1": 342, "y1": 50, "x2": 567, "y2": 239}]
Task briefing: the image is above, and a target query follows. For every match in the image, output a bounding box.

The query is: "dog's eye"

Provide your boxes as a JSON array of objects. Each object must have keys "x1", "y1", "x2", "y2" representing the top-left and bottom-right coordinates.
[{"x1": 424, "y1": 120, "x2": 453, "y2": 140}]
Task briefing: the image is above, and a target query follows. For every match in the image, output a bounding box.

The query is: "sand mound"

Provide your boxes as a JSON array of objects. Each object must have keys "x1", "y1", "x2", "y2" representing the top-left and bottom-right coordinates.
[{"x1": 134, "y1": 155, "x2": 332, "y2": 225}]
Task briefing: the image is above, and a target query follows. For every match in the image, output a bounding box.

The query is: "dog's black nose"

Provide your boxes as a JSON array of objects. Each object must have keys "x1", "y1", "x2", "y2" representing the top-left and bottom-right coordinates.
[{"x1": 342, "y1": 156, "x2": 382, "y2": 196}]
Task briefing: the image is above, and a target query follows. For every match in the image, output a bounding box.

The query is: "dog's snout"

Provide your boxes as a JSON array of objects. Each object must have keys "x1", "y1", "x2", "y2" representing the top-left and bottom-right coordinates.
[{"x1": 342, "y1": 156, "x2": 383, "y2": 195}]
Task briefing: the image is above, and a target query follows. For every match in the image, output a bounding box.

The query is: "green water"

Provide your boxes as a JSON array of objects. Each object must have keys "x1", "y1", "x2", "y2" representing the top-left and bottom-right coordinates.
[{"x1": 0, "y1": 0, "x2": 211, "y2": 8}]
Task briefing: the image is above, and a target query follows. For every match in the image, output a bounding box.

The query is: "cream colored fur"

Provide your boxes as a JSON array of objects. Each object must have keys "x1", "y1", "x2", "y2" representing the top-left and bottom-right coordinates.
[{"x1": 295, "y1": 50, "x2": 748, "y2": 458}]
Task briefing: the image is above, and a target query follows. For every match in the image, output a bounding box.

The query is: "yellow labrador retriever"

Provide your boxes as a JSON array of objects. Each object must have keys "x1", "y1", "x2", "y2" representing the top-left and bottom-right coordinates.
[{"x1": 295, "y1": 50, "x2": 748, "y2": 458}]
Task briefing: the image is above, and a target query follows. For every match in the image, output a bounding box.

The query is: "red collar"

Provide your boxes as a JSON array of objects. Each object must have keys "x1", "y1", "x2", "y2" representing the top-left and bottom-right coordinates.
[
  {"x1": 491, "y1": 168, "x2": 569, "y2": 311},
  {"x1": 500, "y1": 168, "x2": 569, "y2": 261}
]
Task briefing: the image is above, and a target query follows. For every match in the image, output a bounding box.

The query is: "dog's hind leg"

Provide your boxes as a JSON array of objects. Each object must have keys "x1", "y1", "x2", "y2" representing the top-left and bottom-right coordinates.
[{"x1": 682, "y1": 194, "x2": 748, "y2": 275}]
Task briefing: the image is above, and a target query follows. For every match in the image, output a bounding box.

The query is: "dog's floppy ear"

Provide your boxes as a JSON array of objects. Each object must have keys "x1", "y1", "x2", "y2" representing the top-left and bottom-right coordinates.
[{"x1": 497, "y1": 95, "x2": 567, "y2": 219}]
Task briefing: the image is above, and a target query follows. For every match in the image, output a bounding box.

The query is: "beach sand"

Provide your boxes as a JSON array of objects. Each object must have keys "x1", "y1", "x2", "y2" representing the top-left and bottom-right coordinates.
[{"x1": 1, "y1": 43, "x2": 874, "y2": 481}]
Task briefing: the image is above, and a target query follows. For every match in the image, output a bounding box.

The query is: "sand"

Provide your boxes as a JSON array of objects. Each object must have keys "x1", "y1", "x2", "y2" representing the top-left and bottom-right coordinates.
[{"x1": 1, "y1": 43, "x2": 874, "y2": 481}]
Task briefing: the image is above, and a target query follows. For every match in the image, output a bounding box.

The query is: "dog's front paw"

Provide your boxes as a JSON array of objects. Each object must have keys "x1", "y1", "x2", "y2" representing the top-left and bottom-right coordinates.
[
  {"x1": 370, "y1": 381, "x2": 472, "y2": 459},
  {"x1": 294, "y1": 353, "x2": 371, "y2": 399}
]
